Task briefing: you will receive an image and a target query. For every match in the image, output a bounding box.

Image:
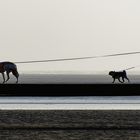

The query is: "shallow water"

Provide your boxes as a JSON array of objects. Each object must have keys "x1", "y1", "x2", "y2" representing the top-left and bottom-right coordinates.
[
  {"x1": 0, "y1": 96, "x2": 140, "y2": 110},
  {"x1": 1, "y1": 74, "x2": 140, "y2": 84}
]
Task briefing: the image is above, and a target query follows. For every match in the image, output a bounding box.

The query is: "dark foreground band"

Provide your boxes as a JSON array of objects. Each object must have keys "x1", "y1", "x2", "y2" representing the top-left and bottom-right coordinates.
[{"x1": 0, "y1": 84, "x2": 139, "y2": 96}]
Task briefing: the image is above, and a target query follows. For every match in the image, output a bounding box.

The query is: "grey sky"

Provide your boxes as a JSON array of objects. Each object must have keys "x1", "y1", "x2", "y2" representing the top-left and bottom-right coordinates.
[{"x1": 0, "y1": 0, "x2": 140, "y2": 73}]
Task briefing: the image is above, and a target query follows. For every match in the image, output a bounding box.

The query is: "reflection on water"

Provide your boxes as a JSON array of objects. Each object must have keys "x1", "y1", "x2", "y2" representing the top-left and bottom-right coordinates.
[{"x1": 2, "y1": 74, "x2": 140, "y2": 84}]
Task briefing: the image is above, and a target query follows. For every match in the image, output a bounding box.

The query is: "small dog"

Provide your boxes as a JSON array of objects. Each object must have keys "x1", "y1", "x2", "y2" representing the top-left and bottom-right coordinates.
[{"x1": 109, "y1": 70, "x2": 130, "y2": 83}]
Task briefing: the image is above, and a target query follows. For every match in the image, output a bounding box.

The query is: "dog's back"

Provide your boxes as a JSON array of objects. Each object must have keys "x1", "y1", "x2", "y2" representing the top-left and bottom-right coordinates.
[
  {"x1": 109, "y1": 71, "x2": 126, "y2": 77},
  {"x1": 2, "y1": 62, "x2": 17, "y2": 72}
]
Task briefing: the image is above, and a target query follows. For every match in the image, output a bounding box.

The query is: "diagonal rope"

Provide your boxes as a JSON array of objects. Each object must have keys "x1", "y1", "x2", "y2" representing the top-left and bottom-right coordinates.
[
  {"x1": 14, "y1": 51, "x2": 140, "y2": 64},
  {"x1": 124, "y1": 65, "x2": 140, "y2": 71},
  {"x1": 125, "y1": 67, "x2": 136, "y2": 71}
]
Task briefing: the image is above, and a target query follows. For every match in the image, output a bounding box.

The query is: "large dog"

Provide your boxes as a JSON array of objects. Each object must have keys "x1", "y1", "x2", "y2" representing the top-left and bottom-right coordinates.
[
  {"x1": 109, "y1": 70, "x2": 130, "y2": 83},
  {"x1": 0, "y1": 62, "x2": 19, "y2": 83}
]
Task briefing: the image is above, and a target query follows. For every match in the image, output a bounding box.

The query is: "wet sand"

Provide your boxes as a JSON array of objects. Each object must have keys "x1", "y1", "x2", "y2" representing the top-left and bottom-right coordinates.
[
  {"x1": 0, "y1": 110, "x2": 140, "y2": 140},
  {"x1": 1, "y1": 129, "x2": 140, "y2": 140}
]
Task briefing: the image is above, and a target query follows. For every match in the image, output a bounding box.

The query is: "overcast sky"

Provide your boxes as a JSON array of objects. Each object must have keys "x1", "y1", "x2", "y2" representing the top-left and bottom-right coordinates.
[{"x1": 0, "y1": 0, "x2": 140, "y2": 73}]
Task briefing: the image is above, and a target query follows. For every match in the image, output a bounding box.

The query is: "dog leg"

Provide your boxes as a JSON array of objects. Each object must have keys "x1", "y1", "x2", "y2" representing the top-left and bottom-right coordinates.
[
  {"x1": 5, "y1": 71, "x2": 10, "y2": 82},
  {"x1": 112, "y1": 78, "x2": 115, "y2": 83},
  {"x1": 125, "y1": 77, "x2": 130, "y2": 83},
  {"x1": 12, "y1": 70, "x2": 19, "y2": 83},
  {"x1": 122, "y1": 77, "x2": 125, "y2": 83},
  {"x1": 2, "y1": 72, "x2": 5, "y2": 84},
  {"x1": 118, "y1": 78, "x2": 123, "y2": 83}
]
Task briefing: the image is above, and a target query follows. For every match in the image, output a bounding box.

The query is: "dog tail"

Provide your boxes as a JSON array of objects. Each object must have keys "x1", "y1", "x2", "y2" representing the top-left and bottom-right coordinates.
[{"x1": 123, "y1": 70, "x2": 127, "y2": 76}]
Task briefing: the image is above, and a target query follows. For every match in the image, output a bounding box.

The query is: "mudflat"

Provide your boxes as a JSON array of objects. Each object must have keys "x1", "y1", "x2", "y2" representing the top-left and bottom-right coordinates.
[{"x1": 0, "y1": 110, "x2": 140, "y2": 139}]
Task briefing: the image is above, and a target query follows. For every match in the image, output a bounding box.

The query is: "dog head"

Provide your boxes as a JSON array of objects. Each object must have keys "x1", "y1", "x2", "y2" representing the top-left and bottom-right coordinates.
[{"x1": 109, "y1": 71, "x2": 115, "y2": 76}]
